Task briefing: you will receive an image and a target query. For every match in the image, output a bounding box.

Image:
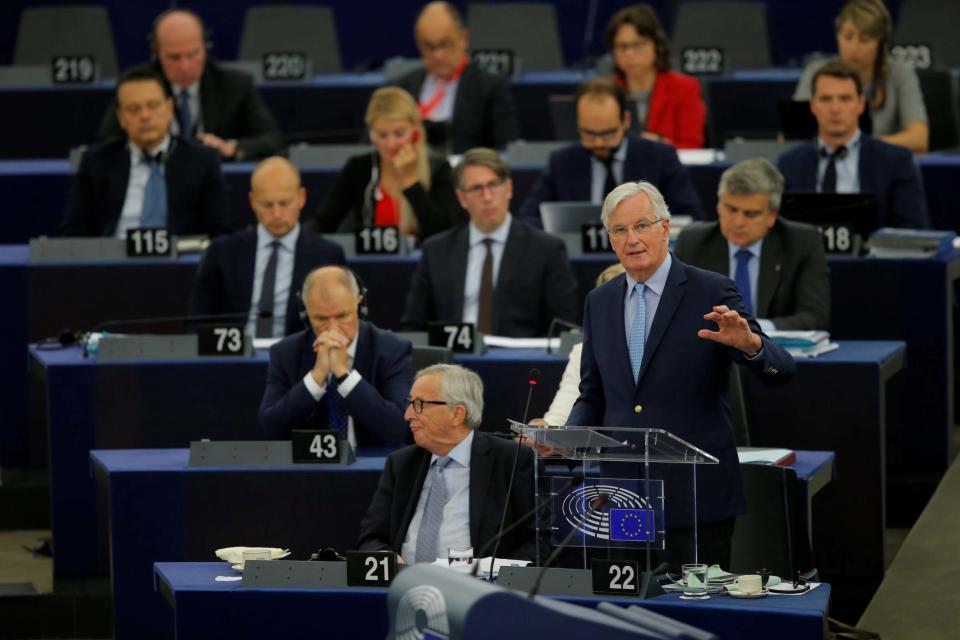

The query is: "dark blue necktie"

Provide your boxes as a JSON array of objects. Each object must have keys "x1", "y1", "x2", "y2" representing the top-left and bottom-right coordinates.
[
  {"x1": 326, "y1": 375, "x2": 349, "y2": 442},
  {"x1": 177, "y1": 89, "x2": 193, "y2": 138},
  {"x1": 734, "y1": 249, "x2": 753, "y2": 315}
]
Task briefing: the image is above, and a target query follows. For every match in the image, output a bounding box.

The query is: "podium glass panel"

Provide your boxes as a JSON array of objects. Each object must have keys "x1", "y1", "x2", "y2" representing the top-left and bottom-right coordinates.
[{"x1": 511, "y1": 422, "x2": 719, "y2": 570}]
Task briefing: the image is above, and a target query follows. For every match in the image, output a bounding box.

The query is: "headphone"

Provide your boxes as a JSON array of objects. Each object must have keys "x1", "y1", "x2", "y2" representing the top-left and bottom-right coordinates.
[
  {"x1": 147, "y1": 8, "x2": 215, "y2": 57},
  {"x1": 297, "y1": 266, "x2": 370, "y2": 330}
]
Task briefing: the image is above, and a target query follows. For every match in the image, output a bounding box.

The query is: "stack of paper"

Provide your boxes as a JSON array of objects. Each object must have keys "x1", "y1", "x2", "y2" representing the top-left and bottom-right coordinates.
[
  {"x1": 869, "y1": 228, "x2": 956, "y2": 258},
  {"x1": 767, "y1": 330, "x2": 838, "y2": 358}
]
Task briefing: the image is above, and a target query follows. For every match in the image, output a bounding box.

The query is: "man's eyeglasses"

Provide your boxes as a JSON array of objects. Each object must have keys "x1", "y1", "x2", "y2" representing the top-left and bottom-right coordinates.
[
  {"x1": 404, "y1": 396, "x2": 449, "y2": 413},
  {"x1": 579, "y1": 127, "x2": 623, "y2": 143},
  {"x1": 459, "y1": 179, "x2": 506, "y2": 196},
  {"x1": 608, "y1": 217, "x2": 666, "y2": 238}
]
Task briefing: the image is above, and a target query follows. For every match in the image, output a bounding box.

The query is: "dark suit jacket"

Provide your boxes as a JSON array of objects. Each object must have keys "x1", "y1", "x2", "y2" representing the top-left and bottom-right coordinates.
[
  {"x1": 98, "y1": 60, "x2": 284, "y2": 160},
  {"x1": 257, "y1": 322, "x2": 413, "y2": 446},
  {"x1": 516, "y1": 133, "x2": 704, "y2": 226},
  {"x1": 401, "y1": 219, "x2": 580, "y2": 337},
  {"x1": 673, "y1": 218, "x2": 830, "y2": 330},
  {"x1": 61, "y1": 137, "x2": 230, "y2": 237},
  {"x1": 305, "y1": 152, "x2": 463, "y2": 239},
  {"x1": 393, "y1": 63, "x2": 519, "y2": 153},
  {"x1": 357, "y1": 431, "x2": 537, "y2": 562},
  {"x1": 777, "y1": 134, "x2": 928, "y2": 229},
  {"x1": 567, "y1": 259, "x2": 796, "y2": 526},
  {"x1": 190, "y1": 226, "x2": 346, "y2": 336}
]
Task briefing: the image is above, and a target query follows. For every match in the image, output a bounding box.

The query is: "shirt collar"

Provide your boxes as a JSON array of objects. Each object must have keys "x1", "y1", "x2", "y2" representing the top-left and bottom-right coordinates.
[
  {"x1": 727, "y1": 238, "x2": 763, "y2": 260},
  {"x1": 174, "y1": 81, "x2": 200, "y2": 98},
  {"x1": 589, "y1": 141, "x2": 628, "y2": 167},
  {"x1": 434, "y1": 428, "x2": 474, "y2": 468},
  {"x1": 468, "y1": 214, "x2": 512, "y2": 247},
  {"x1": 818, "y1": 129, "x2": 861, "y2": 155},
  {"x1": 128, "y1": 134, "x2": 172, "y2": 164},
  {"x1": 257, "y1": 222, "x2": 300, "y2": 252},
  {"x1": 625, "y1": 252, "x2": 672, "y2": 297}
]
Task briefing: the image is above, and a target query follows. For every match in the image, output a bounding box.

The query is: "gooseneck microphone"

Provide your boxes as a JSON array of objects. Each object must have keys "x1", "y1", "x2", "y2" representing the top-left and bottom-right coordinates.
[
  {"x1": 485, "y1": 368, "x2": 541, "y2": 578},
  {"x1": 80, "y1": 312, "x2": 252, "y2": 358},
  {"x1": 470, "y1": 473, "x2": 584, "y2": 577},
  {"x1": 527, "y1": 494, "x2": 609, "y2": 598}
]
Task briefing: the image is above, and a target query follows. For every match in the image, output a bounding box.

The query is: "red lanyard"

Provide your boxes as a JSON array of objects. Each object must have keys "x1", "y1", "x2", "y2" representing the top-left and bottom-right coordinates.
[{"x1": 419, "y1": 54, "x2": 469, "y2": 119}]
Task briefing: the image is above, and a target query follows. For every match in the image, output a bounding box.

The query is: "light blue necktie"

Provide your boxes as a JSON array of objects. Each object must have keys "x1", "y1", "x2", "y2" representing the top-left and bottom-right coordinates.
[
  {"x1": 177, "y1": 89, "x2": 193, "y2": 138},
  {"x1": 415, "y1": 456, "x2": 451, "y2": 563},
  {"x1": 139, "y1": 154, "x2": 167, "y2": 228},
  {"x1": 734, "y1": 249, "x2": 753, "y2": 315},
  {"x1": 628, "y1": 283, "x2": 646, "y2": 382}
]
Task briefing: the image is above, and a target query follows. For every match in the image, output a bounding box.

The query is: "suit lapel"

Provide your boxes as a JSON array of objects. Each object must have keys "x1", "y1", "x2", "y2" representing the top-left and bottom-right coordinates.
[
  {"x1": 239, "y1": 228, "x2": 257, "y2": 310},
  {"x1": 397, "y1": 451, "x2": 432, "y2": 550},
  {"x1": 757, "y1": 224, "x2": 782, "y2": 317},
  {"x1": 858, "y1": 136, "x2": 876, "y2": 194},
  {"x1": 448, "y1": 226, "x2": 470, "y2": 320},
  {"x1": 494, "y1": 221, "x2": 524, "y2": 333},
  {"x1": 199, "y1": 67, "x2": 219, "y2": 134},
  {"x1": 353, "y1": 322, "x2": 373, "y2": 380},
  {"x1": 164, "y1": 139, "x2": 185, "y2": 232},
  {"x1": 703, "y1": 229, "x2": 730, "y2": 276},
  {"x1": 637, "y1": 259, "x2": 687, "y2": 386},
  {"x1": 287, "y1": 232, "x2": 310, "y2": 331},
  {"x1": 468, "y1": 432, "x2": 492, "y2": 548},
  {"x1": 572, "y1": 148, "x2": 595, "y2": 201},
  {"x1": 107, "y1": 144, "x2": 132, "y2": 234}
]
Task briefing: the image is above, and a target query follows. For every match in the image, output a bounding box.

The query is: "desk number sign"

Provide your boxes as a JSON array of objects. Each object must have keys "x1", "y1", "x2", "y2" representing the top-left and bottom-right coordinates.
[
  {"x1": 816, "y1": 223, "x2": 859, "y2": 255},
  {"x1": 346, "y1": 550, "x2": 396, "y2": 586},
  {"x1": 197, "y1": 325, "x2": 245, "y2": 356},
  {"x1": 291, "y1": 430, "x2": 341, "y2": 464},
  {"x1": 581, "y1": 224, "x2": 612, "y2": 253},
  {"x1": 126, "y1": 228, "x2": 172, "y2": 257},
  {"x1": 52, "y1": 55, "x2": 96, "y2": 84},
  {"x1": 356, "y1": 226, "x2": 400, "y2": 254},
  {"x1": 428, "y1": 322, "x2": 475, "y2": 353},
  {"x1": 591, "y1": 559, "x2": 641, "y2": 596},
  {"x1": 262, "y1": 52, "x2": 308, "y2": 80}
]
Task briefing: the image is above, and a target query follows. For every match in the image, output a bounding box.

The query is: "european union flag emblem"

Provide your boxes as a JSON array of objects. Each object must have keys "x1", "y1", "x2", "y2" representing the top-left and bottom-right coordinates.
[{"x1": 609, "y1": 508, "x2": 655, "y2": 541}]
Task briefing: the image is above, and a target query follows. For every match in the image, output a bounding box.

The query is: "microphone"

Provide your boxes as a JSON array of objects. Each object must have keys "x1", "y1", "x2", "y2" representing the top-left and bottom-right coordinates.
[
  {"x1": 470, "y1": 473, "x2": 585, "y2": 577},
  {"x1": 80, "y1": 311, "x2": 253, "y2": 358},
  {"x1": 527, "y1": 494, "x2": 609, "y2": 599},
  {"x1": 545, "y1": 318, "x2": 581, "y2": 354},
  {"x1": 486, "y1": 368, "x2": 541, "y2": 580}
]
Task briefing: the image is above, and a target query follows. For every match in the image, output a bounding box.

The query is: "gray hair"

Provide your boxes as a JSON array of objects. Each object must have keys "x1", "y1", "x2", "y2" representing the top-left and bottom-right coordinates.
[
  {"x1": 717, "y1": 158, "x2": 785, "y2": 210},
  {"x1": 416, "y1": 364, "x2": 484, "y2": 429},
  {"x1": 301, "y1": 266, "x2": 361, "y2": 302},
  {"x1": 601, "y1": 181, "x2": 671, "y2": 229}
]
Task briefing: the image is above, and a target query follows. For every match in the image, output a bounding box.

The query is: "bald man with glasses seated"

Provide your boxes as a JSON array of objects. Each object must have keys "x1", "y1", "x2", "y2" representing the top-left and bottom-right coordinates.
[{"x1": 516, "y1": 78, "x2": 703, "y2": 228}]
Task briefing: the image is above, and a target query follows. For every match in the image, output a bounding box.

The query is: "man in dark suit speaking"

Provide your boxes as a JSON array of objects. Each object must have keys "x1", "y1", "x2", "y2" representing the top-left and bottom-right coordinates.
[
  {"x1": 62, "y1": 68, "x2": 229, "y2": 238},
  {"x1": 401, "y1": 148, "x2": 579, "y2": 337},
  {"x1": 358, "y1": 364, "x2": 536, "y2": 564},
  {"x1": 99, "y1": 9, "x2": 283, "y2": 161},
  {"x1": 258, "y1": 266, "x2": 413, "y2": 448},
  {"x1": 674, "y1": 158, "x2": 830, "y2": 331},
  {"x1": 191, "y1": 157, "x2": 345, "y2": 338},
  {"x1": 566, "y1": 181, "x2": 795, "y2": 569}
]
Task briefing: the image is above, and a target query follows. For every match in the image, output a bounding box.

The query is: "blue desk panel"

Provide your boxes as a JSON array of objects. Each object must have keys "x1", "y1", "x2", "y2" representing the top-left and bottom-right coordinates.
[
  {"x1": 95, "y1": 448, "x2": 832, "y2": 640},
  {"x1": 5, "y1": 154, "x2": 960, "y2": 244},
  {"x1": 154, "y1": 562, "x2": 830, "y2": 640},
  {"x1": 36, "y1": 341, "x2": 892, "y2": 588}
]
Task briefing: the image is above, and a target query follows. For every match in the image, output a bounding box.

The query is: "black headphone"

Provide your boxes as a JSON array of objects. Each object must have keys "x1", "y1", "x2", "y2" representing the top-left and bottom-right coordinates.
[{"x1": 297, "y1": 266, "x2": 370, "y2": 330}]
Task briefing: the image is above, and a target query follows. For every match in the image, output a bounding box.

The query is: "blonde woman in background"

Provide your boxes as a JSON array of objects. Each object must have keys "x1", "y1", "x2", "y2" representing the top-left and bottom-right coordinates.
[{"x1": 308, "y1": 87, "x2": 461, "y2": 238}]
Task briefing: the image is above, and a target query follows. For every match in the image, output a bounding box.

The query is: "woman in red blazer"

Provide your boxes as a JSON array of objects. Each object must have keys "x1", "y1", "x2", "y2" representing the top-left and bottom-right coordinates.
[{"x1": 606, "y1": 5, "x2": 706, "y2": 149}]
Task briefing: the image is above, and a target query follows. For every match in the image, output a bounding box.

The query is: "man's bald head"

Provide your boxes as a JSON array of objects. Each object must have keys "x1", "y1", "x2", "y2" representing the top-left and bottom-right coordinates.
[
  {"x1": 301, "y1": 267, "x2": 363, "y2": 342},
  {"x1": 152, "y1": 9, "x2": 207, "y2": 89},
  {"x1": 415, "y1": 2, "x2": 468, "y2": 79},
  {"x1": 249, "y1": 156, "x2": 306, "y2": 238}
]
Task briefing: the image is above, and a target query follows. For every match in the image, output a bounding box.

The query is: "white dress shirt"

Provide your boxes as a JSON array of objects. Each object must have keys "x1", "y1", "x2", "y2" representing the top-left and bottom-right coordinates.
[
  {"x1": 418, "y1": 73, "x2": 461, "y2": 122},
  {"x1": 115, "y1": 135, "x2": 172, "y2": 238},
  {"x1": 817, "y1": 130, "x2": 861, "y2": 193},
  {"x1": 401, "y1": 429, "x2": 475, "y2": 564},
  {"x1": 462, "y1": 215, "x2": 511, "y2": 326},
  {"x1": 247, "y1": 223, "x2": 300, "y2": 337}
]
